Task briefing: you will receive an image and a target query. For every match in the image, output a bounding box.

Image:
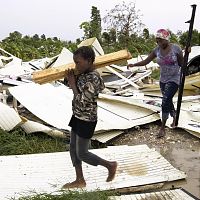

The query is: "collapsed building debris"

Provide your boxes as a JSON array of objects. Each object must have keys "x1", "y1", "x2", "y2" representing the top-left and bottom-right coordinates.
[{"x1": 0, "y1": 39, "x2": 200, "y2": 199}]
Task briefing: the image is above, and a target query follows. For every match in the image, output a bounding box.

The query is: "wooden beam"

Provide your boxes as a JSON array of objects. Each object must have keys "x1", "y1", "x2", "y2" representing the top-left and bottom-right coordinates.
[{"x1": 32, "y1": 50, "x2": 132, "y2": 84}]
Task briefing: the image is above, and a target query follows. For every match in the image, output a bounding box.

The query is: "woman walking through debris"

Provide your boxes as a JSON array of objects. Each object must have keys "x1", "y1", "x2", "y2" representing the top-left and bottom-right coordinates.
[
  {"x1": 128, "y1": 29, "x2": 184, "y2": 138},
  {"x1": 62, "y1": 46, "x2": 117, "y2": 189}
]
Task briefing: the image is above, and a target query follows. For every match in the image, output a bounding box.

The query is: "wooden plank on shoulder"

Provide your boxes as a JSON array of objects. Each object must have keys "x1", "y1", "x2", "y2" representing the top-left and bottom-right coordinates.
[{"x1": 32, "y1": 50, "x2": 132, "y2": 84}]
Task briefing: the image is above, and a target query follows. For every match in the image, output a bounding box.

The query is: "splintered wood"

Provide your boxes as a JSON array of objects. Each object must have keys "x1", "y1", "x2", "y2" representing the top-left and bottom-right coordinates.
[{"x1": 32, "y1": 50, "x2": 132, "y2": 84}]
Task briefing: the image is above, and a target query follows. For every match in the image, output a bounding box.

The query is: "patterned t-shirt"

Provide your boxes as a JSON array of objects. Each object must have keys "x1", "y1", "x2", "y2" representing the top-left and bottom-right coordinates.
[
  {"x1": 154, "y1": 44, "x2": 182, "y2": 85},
  {"x1": 72, "y1": 70, "x2": 105, "y2": 122}
]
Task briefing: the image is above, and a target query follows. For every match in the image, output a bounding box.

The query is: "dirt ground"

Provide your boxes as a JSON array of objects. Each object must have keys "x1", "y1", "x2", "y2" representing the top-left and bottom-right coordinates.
[{"x1": 108, "y1": 121, "x2": 200, "y2": 198}]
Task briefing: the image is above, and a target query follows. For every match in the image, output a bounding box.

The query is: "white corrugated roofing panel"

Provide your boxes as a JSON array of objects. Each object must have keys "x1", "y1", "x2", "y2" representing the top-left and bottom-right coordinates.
[
  {"x1": 21, "y1": 119, "x2": 66, "y2": 138},
  {"x1": 110, "y1": 189, "x2": 197, "y2": 200},
  {"x1": 92, "y1": 130, "x2": 123, "y2": 143},
  {"x1": 188, "y1": 46, "x2": 200, "y2": 62},
  {"x1": 96, "y1": 97, "x2": 159, "y2": 131},
  {"x1": 166, "y1": 99, "x2": 200, "y2": 138},
  {"x1": 0, "y1": 102, "x2": 21, "y2": 131},
  {"x1": 9, "y1": 82, "x2": 73, "y2": 130},
  {"x1": 51, "y1": 47, "x2": 73, "y2": 68},
  {"x1": 0, "y1": 145, "x2": 186, "y2": 199},
  {"x1": 9, "y1": 83, "x2": 159, "y2": 132}
]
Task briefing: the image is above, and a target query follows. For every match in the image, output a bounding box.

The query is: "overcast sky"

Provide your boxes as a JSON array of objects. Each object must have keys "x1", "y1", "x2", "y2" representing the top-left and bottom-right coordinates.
[{"x1": 0, "y1": 0, "x2": 199, "y2": 41}]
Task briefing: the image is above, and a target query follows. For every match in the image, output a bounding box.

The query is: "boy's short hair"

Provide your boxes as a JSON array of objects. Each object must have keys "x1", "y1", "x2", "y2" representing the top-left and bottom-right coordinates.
[{"x1": 73, "y1": 46, "x2": 95, "y2": 63}]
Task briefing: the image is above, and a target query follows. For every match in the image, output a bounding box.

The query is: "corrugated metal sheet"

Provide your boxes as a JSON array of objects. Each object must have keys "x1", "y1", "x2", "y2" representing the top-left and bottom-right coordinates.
[
  {"x1": 9, "y1": 83, "x2": 159, "y2": 132},
  {"x1": 110, "y1": 188, "x2": 197, "y2": 200},
  {"x1": 97, "y1": 98, "x2": 159, "y2": 131},
  {"x1": 0, "y1": 145, "x2": 186, "y2": 200},
  {"x1": 166, "y1": 99, "x2": 200, "y2": 138},
  {"x1": 50, "y1": 47, "x2": 73, "y2": 68},
  {"x1": 21, "y1": 119, "x2": 66, "y2": 138},
  {"x1": 0, "y1": 102, "x2": 21, "y2": 131},
  {"x1": 9, "y1": 82, "x2": 72, "y2": 130},
  {"x1": 188, "y1": 46, "x2": 200, "y2": 63},
  {"x1": 92, "y1": 130, "x2": 123, "y2": 143}
]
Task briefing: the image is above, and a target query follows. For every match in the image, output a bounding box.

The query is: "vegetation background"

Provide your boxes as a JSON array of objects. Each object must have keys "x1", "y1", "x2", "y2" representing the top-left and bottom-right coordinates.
[{"x1": 0, "y1": 2, "x2": 199, "y2": 61}]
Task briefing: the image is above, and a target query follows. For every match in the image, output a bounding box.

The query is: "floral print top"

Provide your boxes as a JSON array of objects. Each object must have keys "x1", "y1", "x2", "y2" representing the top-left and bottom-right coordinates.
[{"x1": 154, "y1": 44, "x2": 182, "y2": 85}]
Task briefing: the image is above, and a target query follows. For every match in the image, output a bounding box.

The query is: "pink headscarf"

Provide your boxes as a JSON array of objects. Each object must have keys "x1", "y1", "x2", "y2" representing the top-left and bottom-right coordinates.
[{"x1": 155, "y1": 29, "x2": 170, "y2": 41}]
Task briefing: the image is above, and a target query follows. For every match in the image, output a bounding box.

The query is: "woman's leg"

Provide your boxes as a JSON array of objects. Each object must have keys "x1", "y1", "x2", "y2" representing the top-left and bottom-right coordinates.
[
  {"x1": 76, "y1": 135, "x2": 117, "y2": 182},
  {"x1": 169, "y1": 94, "x2": 178, "y2": 128},
  {"x1": 165, "y1": 82, "x2": 178, "y2": 128},
  {"x1": 158, "y1": 82, "x2": 167, "y2": 137},
  {"x1": 158, "y1": 82, "x2": 178, "y2": 138}
]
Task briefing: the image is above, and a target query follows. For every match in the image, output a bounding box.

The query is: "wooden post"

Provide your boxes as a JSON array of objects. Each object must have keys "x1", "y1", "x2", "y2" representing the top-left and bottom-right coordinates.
[{"x1": 175, "y1": 4, "x2": 197, "y2": 126}]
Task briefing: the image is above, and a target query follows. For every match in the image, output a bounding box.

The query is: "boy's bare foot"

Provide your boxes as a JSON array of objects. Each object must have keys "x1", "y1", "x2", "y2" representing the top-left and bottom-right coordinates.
[
  {"x1": 62, "y1": 179, "x2": 86, "y2": 189},
  {"x1": 106, "y1": 161, "x2": 118, "y2": 182},
  {"x1": 156, "y1": 128, "x2": 165, "y2": 138}
]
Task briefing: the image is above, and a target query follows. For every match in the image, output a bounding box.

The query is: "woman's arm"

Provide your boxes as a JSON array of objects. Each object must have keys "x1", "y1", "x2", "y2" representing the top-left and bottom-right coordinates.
[{"x1": 127, "y1": 51, "x2": 156, "y2": 68}]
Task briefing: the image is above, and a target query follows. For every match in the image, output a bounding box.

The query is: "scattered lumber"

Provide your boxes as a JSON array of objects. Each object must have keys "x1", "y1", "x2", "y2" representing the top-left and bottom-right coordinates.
[{"x1": 32, "y1": 50, "x2": 132, "y2": 84}]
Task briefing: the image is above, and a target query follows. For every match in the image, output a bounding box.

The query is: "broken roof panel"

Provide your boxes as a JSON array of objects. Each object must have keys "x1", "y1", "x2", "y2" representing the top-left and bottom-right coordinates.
[
  {"x1": 166, "y1": 98, "x2": 200, "y2": 138},
  {"x1": 49, "y1": 47, "x2": 73, "y2": 68},
  {"x1": 9, "y1": 82, "x2": 72, "y2": 130},
  {"x1": 0, "y1": 102, "x2": 21, "y2": 131},
  {"x1": 92, "y1": 130, "x2": 123, "y2": 143},
  {"x1": 21, "y1": 118, "x2": 66, "y2": 138},
  {"x1": 188, "y1": 46, "x2": 200, "y2": 64},
  {"x1": 110, "y1": 188, "x2": 198, "y2": 200},
  {"x1": 97, "y1": 98, "x2": 159, "y2": 131},
  {"x1": 78, "y1": 37, "x2": 105, "y2": 56},
  {"x1": 9, "y1": 83, "x2": 159, "y2": 132},
  {"x1": 0, "y1": 145, "x2": 186, "y2": 199}
]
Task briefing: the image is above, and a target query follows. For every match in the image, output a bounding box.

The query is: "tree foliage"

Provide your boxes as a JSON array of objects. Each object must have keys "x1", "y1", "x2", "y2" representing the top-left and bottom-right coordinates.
[
  {"x1": 0, "y1": 3, "x2": 199, "y2": 62},
  {"x1": 179, "y1": 29, "x2": 200, "y2": 47},
  {"x1": 103, "y1": 1, "x2": 143, "y2": 47},
  {"x1": 80, "y1": 6, "x2": 101, "y2": 41},
  {"x1": 0, "y1": 32, "x2": 75, "y2": 61},
  {"x1": 90, "y1": 6, "x2": 102, "y2": 42}
]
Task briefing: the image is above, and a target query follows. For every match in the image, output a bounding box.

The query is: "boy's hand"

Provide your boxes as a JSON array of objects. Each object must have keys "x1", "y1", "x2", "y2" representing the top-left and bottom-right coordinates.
[{"x1": 65, "y1": 69, "x2": 76, "y2": 88}]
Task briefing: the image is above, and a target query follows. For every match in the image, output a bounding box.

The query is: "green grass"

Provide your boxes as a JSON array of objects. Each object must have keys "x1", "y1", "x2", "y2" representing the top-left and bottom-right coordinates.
[
  {"x1": 0, "y1": 127, "x2": 68, "y2": 155},
  {"x1": 16, "y1": 190, "x2": 115, "y2": 200}
]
